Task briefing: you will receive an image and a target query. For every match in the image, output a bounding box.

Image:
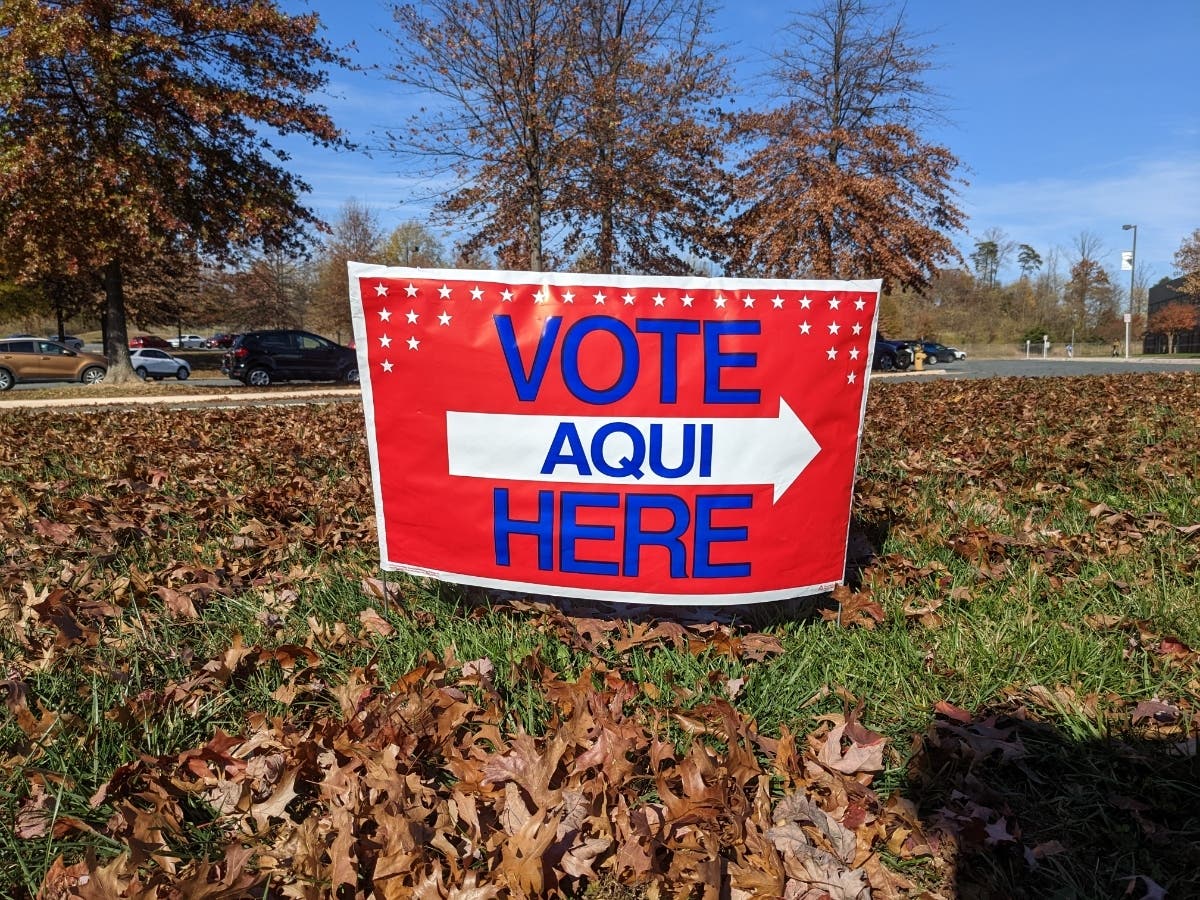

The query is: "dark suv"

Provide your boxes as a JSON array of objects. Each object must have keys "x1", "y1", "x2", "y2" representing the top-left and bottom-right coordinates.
[
  {"x1": 221, "y1": 330, "x2": 358, "y2": 387},
  {"x1": 873, "y1": 336, "x2": 913, "y2": 371}
]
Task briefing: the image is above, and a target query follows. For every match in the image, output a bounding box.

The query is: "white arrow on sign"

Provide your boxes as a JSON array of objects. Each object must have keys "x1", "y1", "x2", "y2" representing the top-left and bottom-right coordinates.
[{"x1": 446, "y1": 398, "x2": 820, "y2": 503}]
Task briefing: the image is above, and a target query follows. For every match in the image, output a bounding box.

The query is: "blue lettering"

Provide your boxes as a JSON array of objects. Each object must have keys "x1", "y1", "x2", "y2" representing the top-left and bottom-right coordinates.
[
  {"x1": 694, "y1": 494, "x2": 752, "y2": 578},
  {"x1": 493, "y1": 488, "x2": 554, "y2": 570},
  {"x1": 495, "y1": 315, "x2": 561, "y2": 402},
  {"x1": 541, "y1": 422, "x2": 591, "y2": 476},
  {"x1": 624, "y1": 494, "x2": 691, "y2": 577},
  {"x1": 703, "y1": 320, "x2": 760, "y2": 404},
  {"x1": 560, "y1": 492, "x2": 620, "y2": 576},
  {"x1": 635, "y1": 319, "x2": 700, "y2": 403},
  {"x1": 648, "y1": 423, "x2": 695, "y2": 478},
  {"x1": 591, "y1": 422, "x2": 645, "y2": 479},
  {"x1": 561, "y1": 316, "x2": 639, "y2": 405}
]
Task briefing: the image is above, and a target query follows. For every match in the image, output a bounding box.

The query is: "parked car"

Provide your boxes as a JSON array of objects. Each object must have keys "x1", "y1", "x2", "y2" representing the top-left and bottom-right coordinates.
[
  {"x1": 168, "y1": 334, "x2": 205, "y2": 349},
  {"x1": 130, "y1": 347, "x2": 191, "y2": 381},
  {"x1": 0, "y1": 338, "x2": 107, "y2": 390},
  {"x1": 47, "y1": 334, "x2": 85, "y2": 351},
  {"x1": 221, "y1": 329, "x2": 358, "y2": 387},
  {"x1": 129, "y1": 334, "x2": 172, "y2": 350},
  {"x1": 904, "y1": 340, "x2": 958, "y2": 364},
  {"x1": 948, "y1": 347, "x2": 967, "y2": 360},
  {"x1": 205, "y1": 333, "x2": 239, "y2": 348},
  {"x1": 872, "y1": 336, "x2": 913, "y2": 371}
]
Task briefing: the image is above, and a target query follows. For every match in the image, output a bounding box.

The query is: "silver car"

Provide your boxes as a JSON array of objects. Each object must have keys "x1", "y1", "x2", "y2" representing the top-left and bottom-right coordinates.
[{"x1": 130, "y1": 348, "x2": 191, "y2": 381}]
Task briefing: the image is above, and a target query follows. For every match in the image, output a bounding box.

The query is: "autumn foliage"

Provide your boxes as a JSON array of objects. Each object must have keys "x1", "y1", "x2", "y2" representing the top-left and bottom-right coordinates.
[{"x1": 3, "y1": 374, "x2": 1200, "y2": 897}]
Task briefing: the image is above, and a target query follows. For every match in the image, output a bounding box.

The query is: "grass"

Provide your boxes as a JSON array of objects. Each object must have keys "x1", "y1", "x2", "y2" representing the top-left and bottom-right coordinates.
[{"x1": 1, "y1": 374, "x2": 1198, "y2": 897}]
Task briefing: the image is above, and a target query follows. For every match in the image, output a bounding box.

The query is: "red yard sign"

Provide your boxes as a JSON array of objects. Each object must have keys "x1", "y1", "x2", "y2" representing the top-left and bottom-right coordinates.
[{"x1": 349, "y1": 264, "x2": 882, "y2": 605}]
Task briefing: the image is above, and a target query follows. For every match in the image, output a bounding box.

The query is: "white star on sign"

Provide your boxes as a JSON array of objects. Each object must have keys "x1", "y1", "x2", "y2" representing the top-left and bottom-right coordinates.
[
  {"x1": 800, "y1": 295, "x2": 812, "y2": 309},
  {"x1": 855, "y1": 297, "x2": 867, "y2": 311},
  {"x1": 681, "y1": 294, "x2": 694, "y2": 307},
  {"x1": 771, "y1": 295, "x2": 785, "y2": 309},
  {"x1": 828, "y1": 322, "x2": 841, "y2": 335},
  {"x1": 713, "y1": 295, "x2": 727, "y2": 308},
  {"x1": 381, "y1": 360, "x2": 394, "y2": 372},
  {"x1": 500, "y1": 289, "x2": 513, "y2": 302},
  {"x1": 375, "y1": 283, "x2": 388, "y2": 296},
  {"x1": 742, "y1": 294, "x2": 755, "y2": 308},
  {"x1": 470, "y1": 286, "x2": 483, "y2": 300},
  {"x1": 653, "y1": 293, "x2": 666, "y2": 307},
  {"x1": 847, "y1": 371, "x2": 857, "y2": 384},
  {"x1": 593, "y1": 291, "x2": 606, "y2": 304},
  {"x1": 380, "y1": 335, "x2": 392, "y2": 348},
  {"x1": 405, "y1": 283, "x2": 417, "y2": 297},
  {"x1": 621, "y1": 292, "x2": 635, "y2": 305},
  {"x1": 829, "y1": 297, "x2": 841, "y2": 310},
  {"x1": 438, "y1": 311, "x2": 452, "y2": 326},
  {"x1": 826, "y1": 347, "x2": 837, "y2": 360},
  {"x1": 799, "y1": 321, "x2": 812, "y2": 335},
  {"x1": 405, "y1": 310, "x2": 418, "y2": 324},
  {"x1": 379, "y1": 308, "x2": 392, "y2": 322},
  {"x1": 852, "y1": 323, "x2": 863, "y2": 335},
  {"x1": 438, "y1": 284, "x2": 452, "y2": 299},
  {"x1": 562, "y1": 290, "x2": 575, "y2": 304},
  {"x1": 849, "y1": 347, "x2": 860, "y2": 360},
  {"x1": 534, "y1": 287, "x2": 551, "y2": 304},
  {"x1": 407, "y1": 336, "x2": 420, "y2": 350}
]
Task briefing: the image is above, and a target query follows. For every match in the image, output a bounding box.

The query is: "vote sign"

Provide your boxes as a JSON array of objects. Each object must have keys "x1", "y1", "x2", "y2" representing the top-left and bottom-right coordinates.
[{"x1": 349, "y1": 264, "x2": 882, "y2": 605}]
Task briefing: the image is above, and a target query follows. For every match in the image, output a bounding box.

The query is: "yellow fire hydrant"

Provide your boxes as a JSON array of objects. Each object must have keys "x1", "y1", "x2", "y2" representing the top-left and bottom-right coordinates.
[{"x1": 913, "y1": 344, "x2": 925, "y2": 371}]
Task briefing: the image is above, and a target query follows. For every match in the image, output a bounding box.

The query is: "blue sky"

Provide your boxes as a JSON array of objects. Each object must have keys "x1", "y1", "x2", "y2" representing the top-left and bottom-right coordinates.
[{"x1": 285, "y1": 0, "x2": 1198, "y2": 284}]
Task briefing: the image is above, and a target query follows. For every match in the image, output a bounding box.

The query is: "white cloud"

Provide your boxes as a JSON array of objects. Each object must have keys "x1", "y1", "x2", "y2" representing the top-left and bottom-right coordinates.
[{"x1": 960, "y1": 155, "x2": 1199, "y2": 280}]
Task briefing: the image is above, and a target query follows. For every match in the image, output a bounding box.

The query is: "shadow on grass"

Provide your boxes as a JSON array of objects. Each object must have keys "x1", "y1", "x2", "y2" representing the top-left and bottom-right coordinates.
[
  {"x1": 906, "y1": 708, "x2": 1200, "y2": 899},
  {"x1": 458, "y1": 515, "x2": 893, "y2": 632}
]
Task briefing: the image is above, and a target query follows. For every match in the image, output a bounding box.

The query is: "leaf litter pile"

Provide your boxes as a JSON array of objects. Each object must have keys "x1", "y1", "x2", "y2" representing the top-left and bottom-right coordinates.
[{"x1": 2, "y1": 373, "x2": 1199, "y2": 898}]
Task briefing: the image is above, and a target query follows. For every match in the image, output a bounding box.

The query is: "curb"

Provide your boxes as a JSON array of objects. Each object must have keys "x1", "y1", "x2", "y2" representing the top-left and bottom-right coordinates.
[{"x1": 0, "y1": 387, "x2": 360, "y2": 410}]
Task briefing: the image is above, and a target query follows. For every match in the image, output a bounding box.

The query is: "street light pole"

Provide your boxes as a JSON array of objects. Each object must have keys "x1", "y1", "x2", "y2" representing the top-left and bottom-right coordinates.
[{"x1": 1122, "y1": 223, "x2": 1137, "y2": 358}]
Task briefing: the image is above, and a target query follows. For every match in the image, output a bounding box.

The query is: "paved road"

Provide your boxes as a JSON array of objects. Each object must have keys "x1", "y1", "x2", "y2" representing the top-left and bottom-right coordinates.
[
  {"x1": 5, "y1": 358, "x2": 1198, "y2": 404},
  {"x1": 873, "y1": 356, "x2": 1200, "y2": 381}
]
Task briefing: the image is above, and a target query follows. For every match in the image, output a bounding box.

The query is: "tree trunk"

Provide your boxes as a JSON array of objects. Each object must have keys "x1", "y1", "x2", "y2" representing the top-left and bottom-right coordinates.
[{"x1": 102, "y1": 259, "x2": 134, "y2": 381}]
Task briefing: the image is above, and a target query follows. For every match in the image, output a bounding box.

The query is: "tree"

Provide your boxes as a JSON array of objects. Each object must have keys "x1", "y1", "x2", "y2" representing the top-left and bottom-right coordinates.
[
  {"x1": 1063, "y1": 232, "x2": 1116, "y2": 334},
  {"x1": 0, "y1": 0, "x2": 346, "y2": 380},
  {"x1": 557, "y1": 0, "x2": 731, "y2": 273},
  {"x1": 310, "y1": 200, "x2": 386, "y2": 340},
  {"x1": 1017, "y1": 244, "x2": 1042, "y2": 280},
  {"x1": 970, "y1": 241, "x2": 1000, "y2": 289},
  {"x1": 1148, "y1": 301, "x2": 1199, "y2": 353},
  {"x1": 225, "y1": 250, "x2": 312, "y2": 331},
  {"x1": 387, "y1": 0, "x2": 577, "y2": 271},
  {"x1": 1174, "y1": 228, "x2": 1200, "y2": 298},
  {"x1": 382, "y1": 222, "x2": 448, "y2": 269},
  {"x1": 730, "y1": 0, "x2": 964, "y2": 290}
]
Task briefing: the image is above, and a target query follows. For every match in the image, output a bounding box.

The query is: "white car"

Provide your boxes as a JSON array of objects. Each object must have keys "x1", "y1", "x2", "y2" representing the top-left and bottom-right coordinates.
[
  {"x1": 168, "y1": 333, "x2": 205, "y2": 349},
  {"x1": 949, "y1": 347, "x2": 967, "y2": 360},
  {"x1": 130, "y1": 348, "x2": 191, "y2": 381}
]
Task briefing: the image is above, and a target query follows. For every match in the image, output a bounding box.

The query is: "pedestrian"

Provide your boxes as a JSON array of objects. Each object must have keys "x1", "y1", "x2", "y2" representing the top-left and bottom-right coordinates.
[
  {"x1": 1112, "y1": 340, "x2": 1120, "y2": 357},
  {"x1": 1066, "y1": 343, "x2": 1073, "y2": 358}
]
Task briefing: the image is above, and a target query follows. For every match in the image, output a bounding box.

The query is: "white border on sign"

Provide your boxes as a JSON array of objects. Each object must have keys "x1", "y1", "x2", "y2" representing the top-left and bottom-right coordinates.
[{"x1": 348, "y1": 262, "x2": 882, "y2": 605}]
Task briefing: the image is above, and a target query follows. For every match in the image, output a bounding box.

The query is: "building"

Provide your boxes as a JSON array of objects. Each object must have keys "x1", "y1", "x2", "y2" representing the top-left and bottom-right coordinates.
[{"x1": 1143, "y1": 276, "x2": 1200, "y2": 354}]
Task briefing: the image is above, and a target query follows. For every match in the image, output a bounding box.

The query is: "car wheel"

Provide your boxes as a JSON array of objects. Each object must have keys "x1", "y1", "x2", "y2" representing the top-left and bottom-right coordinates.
[
  {"x1": 246, "y1": 367, "x2": 272, "y2": 387},
  {"x1": 0, "y1": 368, "x2": 13, "y2": 391},
  {"x1": 176, "y1": 367, "x2": 189, "y2": 380},
  {"x1": 81, "y1": 366, "x2": 105, "y2": 385},
  {"x1": 877, "y1": 352, "x2": 895, "y2": 372},
  {"x1": 341, "y1": 366, "x2": 360, "y2": 385},
  {"x1": 135, "y1": 366, "x2": 149, "y2": 380}
]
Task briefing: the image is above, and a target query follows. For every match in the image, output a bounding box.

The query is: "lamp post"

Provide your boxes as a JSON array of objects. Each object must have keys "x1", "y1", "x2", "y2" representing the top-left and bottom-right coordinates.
[
  {"x1": 405, "y1": 244, "x2": 420, "y2": 266},
  {"x1": 1122, "y1": 223, "x2": 1137, "y2": 358}
]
